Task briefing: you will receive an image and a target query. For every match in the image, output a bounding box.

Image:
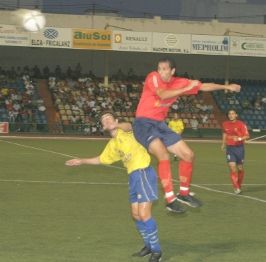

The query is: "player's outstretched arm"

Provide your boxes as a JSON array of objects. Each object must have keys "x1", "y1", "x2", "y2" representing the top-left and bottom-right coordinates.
[
  {"x1": 200, "y1": 83, "x2": 241, "y2": 92},
  {"x1": 65, "y1": 156, "x2": 101, "y2": 166},
  {"x1": 156, "y1": 80, "x2": 200, "y2": 100}
]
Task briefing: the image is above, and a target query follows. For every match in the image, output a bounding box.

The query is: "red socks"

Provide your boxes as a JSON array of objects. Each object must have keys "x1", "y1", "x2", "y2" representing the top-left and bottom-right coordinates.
[
  {"x1": 238, "y1": 170, "x2": 244, "y2": 188},
  {"x1": 230, "y1": 171, "x2": 239, "y2": 189},
  {"x1": 178, "y1": 160, "x2": 193, "y2": 196},
  {"x1": 158, "y1": 160, "x2": 175, "y2": 203}
]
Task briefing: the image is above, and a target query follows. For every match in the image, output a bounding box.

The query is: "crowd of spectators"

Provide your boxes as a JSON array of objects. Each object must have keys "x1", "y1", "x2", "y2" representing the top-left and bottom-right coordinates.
[
  {"x1": 0, "y1": 70, "x2": 47, "y2": 132},
  {"x1": 169, "y1": 94, "x2": 216, "y2": 129},
  {"x1": 2, "y1": 65, "x2": 266, "y2": 134},
  {"x1": 49, "y1": 71, "x2": 217, "y2": 134},
  {"x1": 49, "y1": 75, "x2": 142, "y2": 135}
]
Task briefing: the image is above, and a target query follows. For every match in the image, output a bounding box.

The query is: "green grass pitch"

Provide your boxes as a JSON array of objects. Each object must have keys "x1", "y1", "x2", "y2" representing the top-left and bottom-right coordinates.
[{"x1": 0, "y1": 137, "x2": 265, "y2": 262}]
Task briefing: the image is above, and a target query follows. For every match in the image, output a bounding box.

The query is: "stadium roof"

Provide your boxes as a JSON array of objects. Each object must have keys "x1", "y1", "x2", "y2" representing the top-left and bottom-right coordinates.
[{"x1": 0, "y1": 0, "x2": 266, "y2": 22}]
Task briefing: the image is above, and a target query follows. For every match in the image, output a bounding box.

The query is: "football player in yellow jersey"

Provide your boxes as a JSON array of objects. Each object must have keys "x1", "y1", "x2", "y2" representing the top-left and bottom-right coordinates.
[
  {"x1": 65, "y1": 112, "x2": 162, "y2": 262},
  {"x1": 168, "y1": 113, "x2": 184, "y2": 135},
  {"x1": 168, "y1": 113, "x2": 184, "y2": 160}
]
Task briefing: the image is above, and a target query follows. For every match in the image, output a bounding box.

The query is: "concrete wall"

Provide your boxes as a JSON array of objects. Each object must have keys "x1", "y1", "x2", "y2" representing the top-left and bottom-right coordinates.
[{"x1": 1, "y1": 45, "x2": 266, "y2": 80}]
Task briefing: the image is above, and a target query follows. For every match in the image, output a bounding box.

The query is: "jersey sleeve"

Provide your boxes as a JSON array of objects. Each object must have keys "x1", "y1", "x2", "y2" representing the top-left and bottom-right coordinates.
[
  {"x1": 240, "y1": 122, "x2": 249, "y2": 136},
  {"x1": 183, "y1": 79, "x2": 202, "y2": 95},
  {"x1": 145, "y1": 71, "x2": 160, "y2": 92},
  {"x1": 99, "y1": 140, "x2": 120, "y2": 165},
  {"x1": 172, "y1": 78, "x2": 201, "y2": 95}
]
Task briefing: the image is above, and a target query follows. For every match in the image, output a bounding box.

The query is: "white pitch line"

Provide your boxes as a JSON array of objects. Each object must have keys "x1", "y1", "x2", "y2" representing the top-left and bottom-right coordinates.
[
  {"x1": 0, "y1": 135, "x2": 109, "y2": 141},
  {"x1": 176, "y1": 181, "x2": 266, "y2": 204},
  {"x1": 0, "y1": 179, "x2": 128, "y2": 185},
  {"x1": 0, "y1": 139, "x2": 125, "y2": 171},
  {"x1": 0, "y1": 139, "x2": 77, "y2": 158},
  {"x1": 1, "y1": 139, "x2": 266, "y2": 204},
  {"x1": 191, "y1": 183, "x2": 266, "y2": 186}
]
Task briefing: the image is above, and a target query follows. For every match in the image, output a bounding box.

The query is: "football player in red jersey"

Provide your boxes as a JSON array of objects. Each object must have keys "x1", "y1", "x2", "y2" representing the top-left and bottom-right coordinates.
[
  {"x1": 222, "y1": 109, "x2": 249, "y2": 194},
  {"x1": 133, "y1": 57, "x2": 241, "y2": 213}
]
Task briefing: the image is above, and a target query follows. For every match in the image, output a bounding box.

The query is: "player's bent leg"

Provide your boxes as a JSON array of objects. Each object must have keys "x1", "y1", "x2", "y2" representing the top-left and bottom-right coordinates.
[
  {"x1": 148, "y1": 139, "x2": 176, "y2": 203},
  {"x1": 168, "y1": 141, "x2": 202, "y2": 208},
  {"x1": 167, "y1": 140, "x2": 194, "y2": 163}
]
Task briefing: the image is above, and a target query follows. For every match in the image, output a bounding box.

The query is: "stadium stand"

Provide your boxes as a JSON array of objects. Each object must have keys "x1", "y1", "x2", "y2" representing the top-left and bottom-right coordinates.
[
  {"x1": 212, "y1": 80, "x2": 266, "y2": 130},
  {"x1": 47, "y1": 74, "x2": 221, "y2": 135},
  {"x1": 0, "y1": 70, "x2": 48, "y2": 132},
  {"x1": 1, "y1": 66, "x2": 265, "y2": 135}
]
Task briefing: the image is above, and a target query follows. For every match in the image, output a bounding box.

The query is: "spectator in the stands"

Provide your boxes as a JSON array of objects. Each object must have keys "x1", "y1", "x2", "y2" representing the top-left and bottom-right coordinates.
[
  {"x1": 241, "y1": 98, "x2": 251, "y2": 110},
  {"x1": 75, "y1": 63, "x2": 82, "y2": 78},
  {"x1": 88, "y1": 70, "x2": 96, "y2": 79},
  {"x1": 33, "y1": 65, "x2": 42, "y2": 78},
  {"x1": 253, "y1": 93, "x2": 262, "y2": 111},
  {"x1": 43, "y1": 66, "x2": 50, "y2": 79},
  {"x1": 55, "y1": 65, "x2": 62, "y2": 78},
  {"x1": 114, "y1": 68, "x2": 126, "y2": 81},
  {"x1": 200, "y1": 113, "x2": 209, "y2": 124},
  {"x1": 38, "y1": 104, "x2": 46, "y2": 112},
  {"x1": 171, "y1": 101, "x2": 179, "y2": 112},
  {"x1": 8, "y1": 110, "x2": 16, "y2": 123},
  {"x1": 66, "y1": 66, "x2": 73, "y2": 78},
  {"x1": 262, "y1": 95, "x2": 266, "y2": 105},
  {"x1": 190, "y1": 116, "x2": 199, "y2": 130}
]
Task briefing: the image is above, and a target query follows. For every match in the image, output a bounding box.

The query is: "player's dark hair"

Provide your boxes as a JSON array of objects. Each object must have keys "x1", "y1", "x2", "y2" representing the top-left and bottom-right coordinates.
[
  {"x1": 158, "y1": 57, "x2": 176, "y2": 70},
  {"x1": 226, "y1": 109, "x2": 237, "y2": 117},
  {"x1": 99, "y1": 111, "x2": 116, "y2": 122}
]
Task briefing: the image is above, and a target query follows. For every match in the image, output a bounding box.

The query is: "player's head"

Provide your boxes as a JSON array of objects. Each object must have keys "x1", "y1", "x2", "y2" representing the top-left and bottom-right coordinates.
[
  {"x1": 227, "y1": 109, "x2": 238, "y2": 121},
  {"x1": 157, "y1": 57, "x2": 176, "y2": 82},
  {"x1": 100, "y1": 111, "x2": 118, "y2": 132}
]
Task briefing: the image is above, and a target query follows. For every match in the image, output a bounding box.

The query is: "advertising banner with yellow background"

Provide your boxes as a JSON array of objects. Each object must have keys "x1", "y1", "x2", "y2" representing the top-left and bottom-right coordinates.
[{"x1": 73, "y1": 29, "x2": 111, "y2": 50}]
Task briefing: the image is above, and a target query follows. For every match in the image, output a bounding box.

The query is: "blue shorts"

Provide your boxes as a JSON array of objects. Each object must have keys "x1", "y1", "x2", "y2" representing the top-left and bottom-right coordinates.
[
  {"x1": 133, "y1": 117, "x2": 181, "y2": 149},
  {"x1": 226, "y1": 145, "x2": 245, "y2": 164},
  {"x1": 129, "y1": 166, "x2": 158, "y2": 203}
]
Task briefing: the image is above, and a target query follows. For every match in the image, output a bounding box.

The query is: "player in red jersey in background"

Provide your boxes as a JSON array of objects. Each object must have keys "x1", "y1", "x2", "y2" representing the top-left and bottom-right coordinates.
[
  {"x1": 133, "y1": 57, "x2": 241, "y2": 213},
  {"x1": 222, "y1": 109, "x2": 249, "y2": 194}
]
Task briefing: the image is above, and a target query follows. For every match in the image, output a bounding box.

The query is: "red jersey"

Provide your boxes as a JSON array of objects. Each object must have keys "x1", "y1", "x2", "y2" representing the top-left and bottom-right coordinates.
[
  {"x1": 222, "y1": 120, "x2": 249, "y2": 146},
  {"x1": 136, "y1": 71, "x2": 201, "y2": 121}
]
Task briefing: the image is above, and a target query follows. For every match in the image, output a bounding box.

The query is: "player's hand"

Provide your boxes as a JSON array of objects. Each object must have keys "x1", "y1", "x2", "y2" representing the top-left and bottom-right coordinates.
[
  {"x1": 65, "y1": 158, "x2": 83, "y2": 166},
  {"x1": 227, "y1": 84, "x2": 241, "y2": 92},
  {"x1": 232, "y1": 136, "x2": 241, "y2": 142}
]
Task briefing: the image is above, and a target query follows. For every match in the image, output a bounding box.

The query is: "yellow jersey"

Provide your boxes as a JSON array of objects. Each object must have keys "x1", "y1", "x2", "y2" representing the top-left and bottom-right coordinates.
[
  {"x1": 168, "y1": 119, "x2": 184, "y2": 134},
  {"x1": 99, "y1": 129, "x2": 151, "y2": 174}
]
